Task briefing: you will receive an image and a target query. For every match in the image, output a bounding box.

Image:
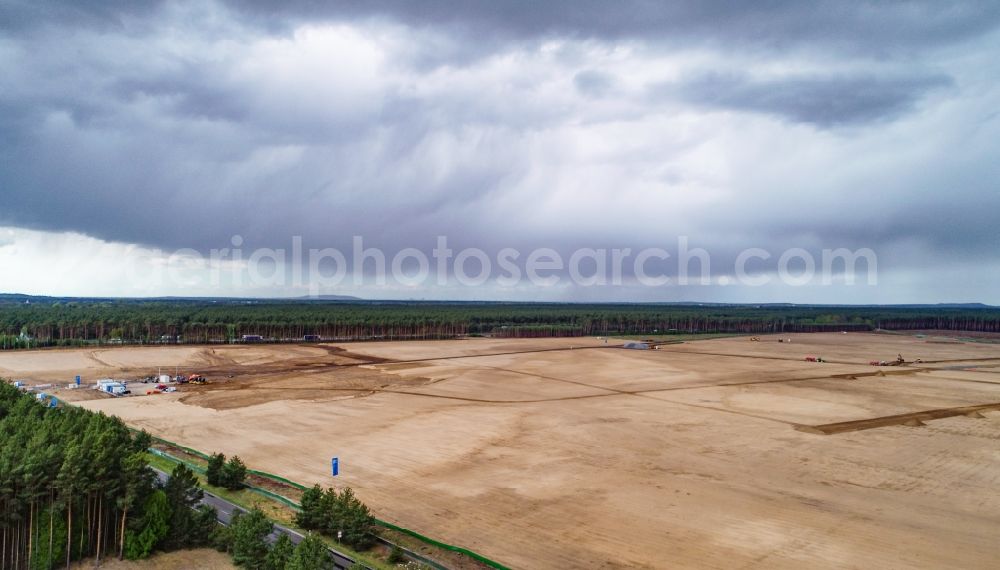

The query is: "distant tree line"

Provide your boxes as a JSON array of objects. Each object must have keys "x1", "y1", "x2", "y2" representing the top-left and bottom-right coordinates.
[{"x1": 2, "y1": 299, "x2": 999, "y2": 349}]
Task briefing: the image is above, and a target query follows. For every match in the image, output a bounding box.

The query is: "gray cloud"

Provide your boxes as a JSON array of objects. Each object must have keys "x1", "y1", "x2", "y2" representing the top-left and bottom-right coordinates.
[
  {"x1": 661, "y1": 72, "x2": 954, "y2": 127},
  {"x1": 218, "y1": 1, "x2": 1000, "y2": 54},
  {"x1": 1, "y1": 0, "x2": 999, "y2": 302},
  {"x1": 573, "y1": 70, "x2": 616, "y2": 98},
  {"x1": 7, "y1": 1, "x2": 1000, "y2": 54}
]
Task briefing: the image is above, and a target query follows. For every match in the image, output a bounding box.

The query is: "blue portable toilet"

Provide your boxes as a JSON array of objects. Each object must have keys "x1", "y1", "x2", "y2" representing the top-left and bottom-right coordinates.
[
  {"x1": 75, "y1": 375, "x2": 81, "y2": 387},
  {"x1": 331, "y1": 457, "x2": 339, "y2": 477}
]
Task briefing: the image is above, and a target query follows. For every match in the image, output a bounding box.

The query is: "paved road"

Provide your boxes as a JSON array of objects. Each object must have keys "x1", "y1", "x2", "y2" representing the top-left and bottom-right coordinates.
[{"x1": 153, "y1": 468, "x2": 359, "y2": 569}]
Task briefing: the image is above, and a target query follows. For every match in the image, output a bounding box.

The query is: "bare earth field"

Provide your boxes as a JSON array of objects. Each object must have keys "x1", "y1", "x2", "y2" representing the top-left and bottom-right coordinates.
[{"x1": 5, "y1": 333, "x2": 1000, "y2": 569}]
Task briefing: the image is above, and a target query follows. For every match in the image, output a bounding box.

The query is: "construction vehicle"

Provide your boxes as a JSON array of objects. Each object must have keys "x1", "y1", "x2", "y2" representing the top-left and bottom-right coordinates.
[
  {"x1": 188, "y1": 374, "x2": 208, "y2": 385},
  {"x1": 871, "y1": 354, "x2": 907, "y2": 367}
]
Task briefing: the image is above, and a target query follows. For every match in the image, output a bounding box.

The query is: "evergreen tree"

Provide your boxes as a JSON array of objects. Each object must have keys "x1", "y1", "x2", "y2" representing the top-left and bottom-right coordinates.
[
  {"x1": 295, "y1": 484, "x2": 325, "y2": 530},
  {"x1": 264, "y1": 533, "x2": 294, "y2": 570},
  {"x1": 286, "y1": 533, "x2": 332, "y2": 570},
  {"x1": 130, "y1": 430, "x2": 153, "y2": 454},
  {"x1": 0, "y1": 383, "x2": 167, "y2": 568},
  {"x1": 163, "y1": 463, "x2": 204, "y2": 550},
  {"x1": 191, "y1": 504, "x2": 221, "y2": 547},
  {"x1": 117, "y1": 452, "x2": 155, "y2": 559},
  {"x1": 210, "y1": 522, "x2": 234, "y2": 554},
  {"x1": 124, "y1": 490, "x2": 170, "y2": 560},
  {"x1": 55, "y1": 441, "x2": 84, "y2": 569},
  {"x1": 319, "y1": 487, "x2": 341, "y2": 535},
  {"x1": 0, "y1": 381, "x2": 383, "y2": 570},
  {"x1": 220, "y1": 455, "x2": 248, "y2": 490},
  {"x1": 289, "y1": 483, "x2": 378, "y2": 554},
  {"x1": 335, "y1": 488, "x2": 375, "y2": 550},
  {"x1": 32, "y1": 506, "x2": 68, "y2": 570},
  {"x1": 230, "y1": 507, "x2": 273, "y2": 569},
  {"x1": 206, "y1": 452, "x2": 226, "y2": 487}
]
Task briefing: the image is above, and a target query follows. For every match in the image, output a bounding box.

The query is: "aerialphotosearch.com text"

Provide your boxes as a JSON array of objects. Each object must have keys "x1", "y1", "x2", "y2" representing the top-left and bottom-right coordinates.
[{"x1": 131, "y1": 236, "x2": 878, "y2": 293}]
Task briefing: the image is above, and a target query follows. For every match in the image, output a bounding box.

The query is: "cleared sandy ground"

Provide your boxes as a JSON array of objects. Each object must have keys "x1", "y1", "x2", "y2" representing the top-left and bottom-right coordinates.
[{"x1": 7, "y1": 333, "x2": 1000, "y2": 569}]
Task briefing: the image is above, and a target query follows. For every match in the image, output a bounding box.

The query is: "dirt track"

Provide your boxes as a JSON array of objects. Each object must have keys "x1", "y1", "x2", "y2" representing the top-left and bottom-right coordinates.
[{"x1": 5, "y1": 333, "x2": 1000, "y2": 569}]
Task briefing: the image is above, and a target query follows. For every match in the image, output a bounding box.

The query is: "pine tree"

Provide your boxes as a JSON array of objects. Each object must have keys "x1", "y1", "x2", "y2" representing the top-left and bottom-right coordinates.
[
  {"x1": 163, "y1": 463, "x2": 204, "y2": 550},
  {"x1": 230, "y1": 507, "x2": 272, "y2": 569},
  {"x1": 220, "y1": 456, "x2": 248, "y2": 490},
  {"x1": 206, "y1": 453, "x2": 226, "y2": 487},
  {"x1": 117, "y1": 452, "x2": 154, "y2": 559},
  {"x1": 124, "y1": 490, "x2": 169, "y2": 560},
  {"x1": 56, "y1": 442, "x2": 83, "y2": 569},
  {"x1": 319, "y1": 487, "x2": 341, "y2": 536},
  {"x1": 286, "y1": 533, "x2": 332, "y2": 570},
  {"x1": 336, "y1": 488, "x2": 374, "y2": 550},
  {"x1": 130, "y1": 430, "x2": 152, "y2": 455},
  {"x1": 294, "y1": 485, "x2": 324, "y2": 530},
  {"x1": 264, "y1": 533, "x2": 294, "y2": 570},
  {"x1": 210, "y1": 522, "x2": 234, "y2": 554},
  {"x1": 180, "y1": 504, "x2": 220, "y2": 550}
]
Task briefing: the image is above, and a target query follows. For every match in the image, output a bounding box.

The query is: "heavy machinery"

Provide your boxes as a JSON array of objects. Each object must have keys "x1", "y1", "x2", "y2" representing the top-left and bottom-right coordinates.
[
  {"x1": 188, "y1": 374, "x2": 208, "y2": 385},
  {"x1": 870, "y1": 354, "x2": 908, "y2": 367}
]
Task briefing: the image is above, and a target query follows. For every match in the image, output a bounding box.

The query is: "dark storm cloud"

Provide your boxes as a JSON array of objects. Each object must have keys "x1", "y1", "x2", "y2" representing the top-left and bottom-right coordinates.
[
  {"x1": 7, "y1": 1, "x2": 1000, "y2": 53},
  {"x1": 0, "y1": 0, "x2": 162, "y2": 32},
  {"x1": 1, "y1": 0, "x2": 1000, "y2": 301},
  {"x1": 661, "y1": 72, "x2": 954, "y2": 127},
  {"x1": 232, "y1": 1, "x2": 1000, "y2": 53}
]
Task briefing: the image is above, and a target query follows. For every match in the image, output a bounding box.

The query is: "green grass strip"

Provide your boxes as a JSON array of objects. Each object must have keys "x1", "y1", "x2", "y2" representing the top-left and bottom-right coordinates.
[
  {"x1": 248, "y1": 469, "x2": 308, "y2": 491},
  {"x1": 374, "y1": 520, "x2": 510, "y2": 570},
  {"x1": 150, "y1": 434, "x2": 211, "y2": 460}
]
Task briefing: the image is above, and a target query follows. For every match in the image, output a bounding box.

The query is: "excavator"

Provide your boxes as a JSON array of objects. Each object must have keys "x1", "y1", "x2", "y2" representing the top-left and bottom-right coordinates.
[{"x1": 870, "y1": 354, "x2": 907, "y2": 367}]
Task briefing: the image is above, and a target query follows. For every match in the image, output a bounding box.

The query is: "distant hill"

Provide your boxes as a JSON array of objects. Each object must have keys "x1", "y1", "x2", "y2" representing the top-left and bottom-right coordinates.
[{"x1": 293, "y1": 294, "x2": 362, "y2": 301}]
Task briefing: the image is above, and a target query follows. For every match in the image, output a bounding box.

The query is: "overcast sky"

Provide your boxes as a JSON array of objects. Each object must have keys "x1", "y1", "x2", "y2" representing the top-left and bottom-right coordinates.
[{"x1": 1, "y1": 1, "x2": 998, "y2": 302}]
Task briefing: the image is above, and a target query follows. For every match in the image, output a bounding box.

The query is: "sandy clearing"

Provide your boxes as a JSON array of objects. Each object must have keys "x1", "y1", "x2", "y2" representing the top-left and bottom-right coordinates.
[
  {"x1": 88, "y1": 346, "x2": 210, "y2": 368},
  {"x1": 0, "y1": 345, "x2": 220, "y2": 385},
  {"x1": 661, "y1": 332, "x2": 1000, "y2": 364},
  {"x1": 5, "y1": 333, "x2": 998, "y2": 569},
  {"x1": 656, "y1": 373, "x2": 1000, "y2": 425},
  {"x1": 330, "y1": 336, "x2": 610, "y2": 361},
  {"x1": 0, "y1": 348, "x2": 106, "y2": 375}
]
